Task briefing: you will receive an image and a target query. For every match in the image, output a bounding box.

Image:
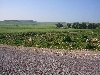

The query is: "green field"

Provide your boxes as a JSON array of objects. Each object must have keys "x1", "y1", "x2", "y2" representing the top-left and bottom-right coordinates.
[
  {"x1": 0, "y1": 22, "x2": 100, "y2": 51},
  {"x1": 0, "y1": 24, "x2": 92, "y2": 33}
]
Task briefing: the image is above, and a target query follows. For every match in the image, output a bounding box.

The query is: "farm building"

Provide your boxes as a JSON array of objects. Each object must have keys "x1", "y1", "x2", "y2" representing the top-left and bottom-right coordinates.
[
  {"x1": 18, "y1": 20, "x2": 33, "y2": 23},
  {"x1": 4, "y1": 20, "x2": 19, "y2": 22},
  {"x1": 4, "y1": 20, "x2": 37, "y2": 23}
]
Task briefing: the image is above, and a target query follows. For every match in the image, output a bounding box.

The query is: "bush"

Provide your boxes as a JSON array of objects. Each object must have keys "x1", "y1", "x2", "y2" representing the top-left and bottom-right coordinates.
[
  {"x1": 86, "y1": 43, "x2": 96, "y2": 49},
  {"x1": 62, "y1": 35, "x2": 72, "y2": 42}
]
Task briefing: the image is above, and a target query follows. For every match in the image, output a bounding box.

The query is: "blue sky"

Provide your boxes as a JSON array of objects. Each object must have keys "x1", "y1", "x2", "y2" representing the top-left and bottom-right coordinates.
[{"x1": 0, "y1": 0, "x2": 100, "y2": 22}]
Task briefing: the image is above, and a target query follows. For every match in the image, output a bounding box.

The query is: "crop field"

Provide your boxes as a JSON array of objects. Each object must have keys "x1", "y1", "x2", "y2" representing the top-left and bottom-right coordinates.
[{"x1": 0, "y1": 22, "x2": 100, "y2": 51}]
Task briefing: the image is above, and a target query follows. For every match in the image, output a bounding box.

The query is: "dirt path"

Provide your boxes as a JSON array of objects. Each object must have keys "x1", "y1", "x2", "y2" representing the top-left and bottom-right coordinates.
[{"x1": 0, "y1": 44, "x2": 100, "y2": 75}]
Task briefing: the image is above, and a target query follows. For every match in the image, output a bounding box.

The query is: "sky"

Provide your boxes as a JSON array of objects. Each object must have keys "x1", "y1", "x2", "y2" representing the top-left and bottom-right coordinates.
[{"x1": 0, "y1": 0, "x2": 100, "y2": 22}]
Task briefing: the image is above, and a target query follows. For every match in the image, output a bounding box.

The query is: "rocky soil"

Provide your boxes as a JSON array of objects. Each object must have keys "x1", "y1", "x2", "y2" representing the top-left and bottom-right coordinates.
[{"x1": 0, "y1": 44, "x2": 100, "y2": 75}]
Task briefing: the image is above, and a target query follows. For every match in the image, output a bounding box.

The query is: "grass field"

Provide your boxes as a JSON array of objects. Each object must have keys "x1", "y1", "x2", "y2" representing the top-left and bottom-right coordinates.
[{"x1": 0, "y1": 23, "x2": 92, "y2": 33}]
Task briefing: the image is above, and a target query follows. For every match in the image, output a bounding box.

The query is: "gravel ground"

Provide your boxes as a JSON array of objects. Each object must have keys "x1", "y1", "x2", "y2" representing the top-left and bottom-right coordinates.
[{"x1": 0, "y1": 44, "x2": 100, "y2": 75}]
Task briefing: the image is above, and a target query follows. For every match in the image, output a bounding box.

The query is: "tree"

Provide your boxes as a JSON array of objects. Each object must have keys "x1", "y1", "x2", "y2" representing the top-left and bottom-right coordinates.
[
  {"x1": 72, "y1": 23, "x2": 76, "y2": 29},
  {"x1": 88, "y1": 23, "x2": 92, "y2": 29},
  {"x1": 81, "y1": 22, "x2": 86, "y2": 29},
  {"x1": 67, "y1": 23, "x2": 71, "y2": 28},
  {"x1": 55, "y1": 23, "x2": 63, "y2": 28},
  {"x1": 98, "y1": 23, "x2": 100, "y2": 32},
  {"x1": 98, "y1": 23, "x2": 100, "y2": 28},
  {"x1": 72, "y1": 22, "x2": 79, "y2": 29},
  {"x1": 92, "y1": 23, "x2": 97, "y2": 29}
]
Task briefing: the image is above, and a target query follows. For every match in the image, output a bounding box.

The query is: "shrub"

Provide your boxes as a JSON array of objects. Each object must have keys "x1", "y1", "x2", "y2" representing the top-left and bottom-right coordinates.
[{"x1": 62, "y1": 35, "x2": 72, "y2": 42}]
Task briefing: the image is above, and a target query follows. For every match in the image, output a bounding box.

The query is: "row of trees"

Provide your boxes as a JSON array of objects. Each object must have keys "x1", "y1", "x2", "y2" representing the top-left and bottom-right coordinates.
[
  {"x1": 55, "y1": 22, "x2": 99, "y2": 29},
  {"x1": 67, "y1": 22, "x2": 98, "y2": 29}
]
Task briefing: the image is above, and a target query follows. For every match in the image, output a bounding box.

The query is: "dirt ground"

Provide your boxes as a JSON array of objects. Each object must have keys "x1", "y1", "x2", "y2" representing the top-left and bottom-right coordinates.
[{"x1": 0, "y1": 44, "x2": 100, "y2": 75}]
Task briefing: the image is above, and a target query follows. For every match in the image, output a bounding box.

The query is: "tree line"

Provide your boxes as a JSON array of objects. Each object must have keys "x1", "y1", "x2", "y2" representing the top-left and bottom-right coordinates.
[{"x1": 56, "y1": 22, "x2": 100, "y2": 29}]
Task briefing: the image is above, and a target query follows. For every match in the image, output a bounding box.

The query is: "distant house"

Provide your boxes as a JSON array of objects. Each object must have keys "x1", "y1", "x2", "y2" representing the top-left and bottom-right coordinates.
[
  {"x1": 4, "y1": 20, "x2": 19, "y2": 22},
  {"x1": 19, "y1": 20, "x2": 33, "y2": 23},
  {"x1": 4, "y1": 20, "x2": 37, "y2": 23}
]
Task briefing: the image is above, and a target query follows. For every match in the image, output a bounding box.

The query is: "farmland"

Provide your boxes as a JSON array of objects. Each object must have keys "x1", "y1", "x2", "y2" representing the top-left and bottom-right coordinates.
[{"x1": 0, "y1": 22, "x2": 100, "y2": 51}]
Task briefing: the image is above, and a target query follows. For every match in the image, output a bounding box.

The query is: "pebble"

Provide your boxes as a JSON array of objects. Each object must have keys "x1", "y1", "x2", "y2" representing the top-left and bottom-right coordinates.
[{"x1": 0, "y1": 45, "x2": 100, "y2": 75}]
